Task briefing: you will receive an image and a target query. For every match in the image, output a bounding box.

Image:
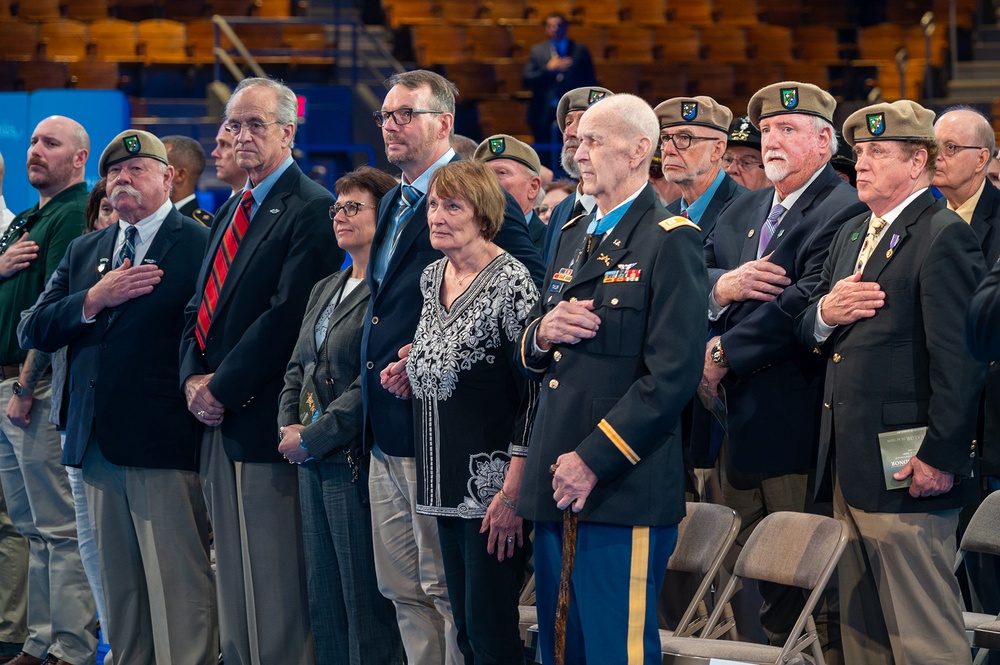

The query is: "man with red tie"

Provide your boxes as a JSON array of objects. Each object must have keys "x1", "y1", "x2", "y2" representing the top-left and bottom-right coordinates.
[{"x1": 180, "y1": 77, "x2": 341, "y2": 665}]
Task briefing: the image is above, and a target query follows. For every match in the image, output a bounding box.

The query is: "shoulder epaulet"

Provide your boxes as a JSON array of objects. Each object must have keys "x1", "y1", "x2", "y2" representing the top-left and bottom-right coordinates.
[
  {"x1": 658, "y1": 216, "x2": 701, "y2": 233},
  {"x1": 191, "y1": 208, "x2": 214, "y2": 226},
  {"x1": 561, "y1": 213, "x2": 586, "y2": 231}
]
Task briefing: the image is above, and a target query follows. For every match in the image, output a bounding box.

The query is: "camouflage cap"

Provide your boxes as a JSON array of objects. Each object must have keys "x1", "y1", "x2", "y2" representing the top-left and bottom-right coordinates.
[
  {"x1": 654, "y1": 96, "x2": 732, "y2": 134},
  {"x1": 842, "y1": 100, "x2": 936, "y2": 147},
  {"x1": 99, "y1": 130, "x2": 168, "y2": 177},
  {"x1": 474, "y1": 134, "x2": 542, "y2": 174},
  {"x1": 747, "y1": 81, "x2": 836, "y2": 128},
  {"x1": 556, "y1": 86, "x2": 614, "y2": 132}
]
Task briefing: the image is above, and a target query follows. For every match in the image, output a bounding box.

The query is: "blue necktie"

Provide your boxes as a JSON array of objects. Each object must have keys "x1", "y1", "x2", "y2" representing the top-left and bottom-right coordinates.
[
  {"x1": 373, "y1": 185, "x2": 421, "y2": 285},
  {"x1": 115, "y1": 225, "x2": 137, "y2": 268}
]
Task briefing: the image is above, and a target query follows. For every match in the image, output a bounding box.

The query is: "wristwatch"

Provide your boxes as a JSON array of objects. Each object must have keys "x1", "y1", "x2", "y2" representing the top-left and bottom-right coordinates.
[
  {"x1": 11, "y1": 381, "x2": 31, "y2": 397},
  {"x1": 710, "y1": 339, "x2": 729, "y2": 368}
]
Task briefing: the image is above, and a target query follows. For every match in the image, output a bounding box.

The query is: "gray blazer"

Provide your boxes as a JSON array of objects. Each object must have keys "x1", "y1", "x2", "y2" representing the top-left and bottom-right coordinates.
[{"x1": 279, "y1": 268, "x2": 369, "y2": 461}]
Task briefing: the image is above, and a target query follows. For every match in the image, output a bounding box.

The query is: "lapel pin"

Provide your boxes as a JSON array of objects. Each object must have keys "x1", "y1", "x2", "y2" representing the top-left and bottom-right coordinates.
[
  {"x1": 850, "y1": 232, "x2": 860, "y2": 241},
  {"x1": 270, "y1": 208, "x2": 280, "y2": 214},
  {"x1": 597, "y1": 253, "x2": 611, "y2": 266},
  {"x1": 747, "y1": 228, "x2": 755, "y2": 238},
  {"x1": 97, "y1": 258, "x2": 110, "y2": 275},
  {"x1": 776, "y1": 229, "x2": 784, "y2": 238},
  {"x1": 886, "y1": 233, "x2": 900, "y2": 258},
  {"x1": 613, "y1": 238, "x2": 621, "y2": 247}
]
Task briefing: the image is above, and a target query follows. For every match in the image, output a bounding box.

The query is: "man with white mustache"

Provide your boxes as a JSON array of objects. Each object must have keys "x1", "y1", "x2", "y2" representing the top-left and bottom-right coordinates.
[{"x1": 699, "y1": 81, "x2": 867, "y2": 660}]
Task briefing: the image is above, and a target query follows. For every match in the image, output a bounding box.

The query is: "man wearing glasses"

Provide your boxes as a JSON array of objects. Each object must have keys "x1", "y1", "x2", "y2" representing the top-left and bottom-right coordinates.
[
  {"x1": 699, "y1": 81, "x2": 866, "y2": 654},
  {"x1": 933, "y1": 106, "x2": 1000, "y2": 619},
  {"x1": 363, "y1": 69, "x2": 542, "y2": 665},
  {"x1": 724, "y1": 115, "x2": 769, "y2": 191},
  {"x1": 654, "y1": 96, "x2": 747, "y2": 243},
  {"x1": 180, "y1": 77, "x2": 341, "y2": 665}
]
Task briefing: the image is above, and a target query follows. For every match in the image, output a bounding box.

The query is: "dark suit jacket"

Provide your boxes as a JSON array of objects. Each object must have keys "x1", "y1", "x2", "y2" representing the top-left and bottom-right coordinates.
[
  {"x1": 179, "y1": 161, "x2": 342, "y2": 462},
  {"x1": 21, "y1": 209, "x2": 208, "y2": 470},
  {"x1": 541, "y1": 190, "x2": 582, "y2": 268},
  {"x1": 361, "y1": 156, "x2": 544, "y2": 458},
  {"x1": 702, "y1": 164, "x2": 868, "y2": 474},
  {"x1": 666, "y1": 172, "x2": 748, "y2": 243},
  {"x1": 522, "y1": 39, "x2": 596, "y2": 141},
  {"x1": 796, "y1": 189, "x2": 987, "y2": 512},
  {"x1": 528, "y1": 210, "x2": 546, "y2": 251},
  {"x1": 279, "y1": 269, "x2": 368, "y2": 462},
  {"x1": 969, "y1": 259, "x2": 1000, "y2": 362},
  {"x1": 516, "y1": 184, "x2": 708, "y2": 526}
]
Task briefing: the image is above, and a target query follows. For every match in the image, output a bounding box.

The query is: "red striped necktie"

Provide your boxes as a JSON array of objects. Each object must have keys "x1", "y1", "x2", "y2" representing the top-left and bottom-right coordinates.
[{"x1": 195, "y1": 189, "x2": 253, "y2": 350}]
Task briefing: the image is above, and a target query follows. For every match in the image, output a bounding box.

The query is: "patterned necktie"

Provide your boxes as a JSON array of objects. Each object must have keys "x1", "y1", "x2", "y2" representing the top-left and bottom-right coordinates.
[
  {"x1": 757, "y1": 203, "x2": 786, "y2": 258},
  {"x1": 115, "y1": 224, "x2": 137, "y2": 268},
  {"x1": 373, "y1": 185, "x2": 421, "y2": 285},
  {"x1": 195, "y1": 189, "x2": 254, "y2": 350},
  {"x1": 855, "y1": 216, "x2": 887, "y2": 273}
]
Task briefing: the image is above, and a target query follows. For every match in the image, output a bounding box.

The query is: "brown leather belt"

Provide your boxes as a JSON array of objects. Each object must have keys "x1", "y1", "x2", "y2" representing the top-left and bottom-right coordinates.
[{"x1": 0, "y1": 364, "x2": 19, "y2": 380}]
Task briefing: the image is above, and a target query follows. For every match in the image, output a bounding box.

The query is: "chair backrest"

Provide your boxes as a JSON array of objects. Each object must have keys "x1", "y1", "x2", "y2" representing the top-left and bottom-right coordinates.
[
  {"x1": 962, "y1": 490, "x2": 1000, "y2": 557},
  {"x1": 736, "y1": 511, "x2": 846, "y2": 589}
]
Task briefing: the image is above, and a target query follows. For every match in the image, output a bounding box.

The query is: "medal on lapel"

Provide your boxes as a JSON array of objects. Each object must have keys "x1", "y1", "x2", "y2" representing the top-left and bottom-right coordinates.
[{"x1": 886, "y1": 233, "x2": 900, "y2": 259}]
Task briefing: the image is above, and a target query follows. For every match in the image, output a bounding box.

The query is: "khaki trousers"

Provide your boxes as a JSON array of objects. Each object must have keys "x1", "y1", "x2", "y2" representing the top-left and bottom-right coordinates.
[
  {"x1": 834, "y1": 479, "x2": 971, "y2": 665},
  {"x1": 0, "y1": 474, "x2": 27, "y2": 644}
]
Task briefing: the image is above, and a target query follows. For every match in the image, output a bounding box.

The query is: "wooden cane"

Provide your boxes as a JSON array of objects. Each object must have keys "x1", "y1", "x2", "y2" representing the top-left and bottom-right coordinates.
[{"x1": 554, "y1": 508, "x2": 578, "y2": 665}]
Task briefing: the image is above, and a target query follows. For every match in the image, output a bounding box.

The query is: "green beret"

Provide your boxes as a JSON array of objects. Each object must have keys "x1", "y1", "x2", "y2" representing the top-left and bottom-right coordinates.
[
  {"x1": 841, "y1": 100, "x2": 936, "y2": 147},
  {"x1": 728, "y1": 115, "x2": 761, "y2": 148},
  {"x1": 556, "y1": 86, "x2": 614, "y2": 133},
  {"x1": 747, "y1": 81, "x2": 836, "y2": 128},
  {"x1": 99, "y1": 130, "x2": 168, "y2": 177},
  {"x1": 474, "y1": 134, "x2": 541, "y2": 174},
  {"x1": 654, "y1": 96, "x2": 732, "y2": 134}
]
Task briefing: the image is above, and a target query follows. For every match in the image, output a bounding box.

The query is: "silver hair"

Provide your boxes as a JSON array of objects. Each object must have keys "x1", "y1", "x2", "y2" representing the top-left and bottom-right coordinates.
[
  {"x1": 590, "y1": 94, "x2": 659, "y2": 168},
  {"x1": 227, "y1": 77, "x2": 298, "y2": 145},
  {"x1": 939, "y1": 105, "x2": 996, "y2": 157},
  {"x1": 807, "y1": 115, "x2": 838, "y2": 157}
]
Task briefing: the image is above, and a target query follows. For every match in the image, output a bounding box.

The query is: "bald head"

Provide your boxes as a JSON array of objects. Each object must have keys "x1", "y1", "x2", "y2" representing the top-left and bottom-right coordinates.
[
  {"x1": 27, "y1": 115, "x2": 89, "y2": 204},
  {"x1": 933, "y1": 107, "x2": 996, "y2": 207}
]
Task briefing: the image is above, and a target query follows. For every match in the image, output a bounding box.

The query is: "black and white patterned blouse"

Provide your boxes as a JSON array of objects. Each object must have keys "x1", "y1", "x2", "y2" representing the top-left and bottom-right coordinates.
[{"x1": 409, "y1": 252, "x2": 539, "y2": 518}]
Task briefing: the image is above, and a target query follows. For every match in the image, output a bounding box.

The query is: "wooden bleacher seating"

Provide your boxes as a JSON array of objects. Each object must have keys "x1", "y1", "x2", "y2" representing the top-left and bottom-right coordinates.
[
  {"x1": 713, "y1": 0, "x2": 760, "y2": 25},
  {"x1": 654, "y1": 23, "x2": 702, "y2": 62},
  {"x1": 16, "y1": 0, "x2": 61, "y2": 22},
  {"x1": 110, "y1": 0, "x2": 162, "y2": 22},
  {"x1": 466, "y1": 23, "x2": 516, "y2": 60},
  {"x1": 256, "y1": 0, "x2": 290, "y2": 17},
  {"x1": 642, "y1": 62, "x2": 688, "y2": 102},
  {"x1": 89, "y1": 17, "x2": 141, "y2": 61},
  {"x1": 793, "y1": 26, "x2": 844, "y2": 63},
  {"x1": 283, "y1": 23, "x2": 334, "y2": 65},
  {"x1": 701, "y1": 25, "x2": 748, "y2": 63},
  {"x1": 138, "y1": 18, "x2": 190, "y2": 64},
  {"x1": 856, "y1": 22, "x2": 907, "y2": 62},
  {"x1": 784, "y1": 61, "x2": 831, "y2": 90},
  {"x1": 64, "y1": 0, "x2": 111, "y2": 21},
  {"x1": 0, "y1": 62, "x2": 18, "y2": 90},
  {"x1": 0, "y1": 0, "x2": 11, "y2": 20},
  {"x1": 162, "y1": 0, "x2": 209, "y2": 20},
  {"x1": 384, "y1": 0, "x2": 437, "y2": 27},
  {"x1": 39, "y1": 19, "x2": 89, "y2": 61},
  {"x1": 19, "y1": 60, "x2": 69, "y2": 90},
  {"x1": 746, "y1": 24, "x2": 794, "y2": 62},
  {"x1": 578, "y1": 0, "x2": 621, "y2": 25},
  {"x1": 0, "y1": 21, "x2": 39, "y2": 60},
  {"x1": 411, "y1": 23, "x2": 467, "y2": 65},
  {"x1": 484, "y1": 0, "x2": 529, "y2": 22},
  {"x1": 492, "y1": 59, "x2": 531, "y2": 97},
  {"x1": 526, "y1": 0, "x2": 574, "y2": 20},
  {"x1": 605, "y1": 24, "x2": 654, "y2": 63},
  {"x1": 620, "y1": 0, "x2": 666, "y2": 25},
  {"x1": 736, "y1": 61, "x2": 785, "y2": 98},
  {"x1": 439, "y1": 0, "x2": 488, "y2": 24},
  {"x1": 444, "y1": 62, "x2": 502, "y2": 100},
  {"x1": 567, "y1": 24, "x2": 607, "y2": 60},
  {"x1": 478, "y1": 97, "x2": 532, "y2": 139},
  {"x1": 687, "y1": 62, "x2": 738, "y2": 107},
  {"x1": 757, "y1": 0, "x2": 802, "y2": 26},
  {"x1": 874, "y1": 57, "x2": 926, "y2": 101},
  {"x1": 209, "y1": 0, "x2": 262, "y2": 16},
  {"x1": 595, "y1": 60, "x2": 642, "y2": 95},
  {"x1": 185, "y1": 17, "x2": 217, "y2": 63},
  {"x1": 668, "y1": 0, "x2": 714, "y2": 26},
  {"x1": 69, "y1": 59, "x2": 120, "y2": 88}
]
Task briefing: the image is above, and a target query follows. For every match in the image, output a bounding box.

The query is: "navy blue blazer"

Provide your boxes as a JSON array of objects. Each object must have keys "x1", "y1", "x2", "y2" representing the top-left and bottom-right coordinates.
[
  {"x1": 541, "y1": 190, "x2": 581, "y2": 268},
  {"x1": 701, "y1": 164, "x2": 868, "y2": 475},
  {"x1": 361, "y1": 156, "x2": 545, "y2": 458},
  {"x1": 179, "y1": 161, "x2": 342, "y2": 462},
  {"x1": 21, "y1": 209, "x2": 208, "y2": 470},
  {"x1": 666, "y1": 172, "x2": 747, "y2": 243}
]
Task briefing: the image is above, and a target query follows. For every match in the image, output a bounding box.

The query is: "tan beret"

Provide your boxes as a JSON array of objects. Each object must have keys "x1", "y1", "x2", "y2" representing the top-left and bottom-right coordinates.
[
  {"x1": 747, "y1": 81, "x2": 836, "y2": 127},
  {"x1": 556, "y1": 86, "x2": 614, "y2": 132},
  {"x1": 99, "y1": 130, "x2": 168, "y2": 177},
  {"x1": 841, "y1": 100, "x2": 936, "y2": 147},
  {"x1": 654, "y1": 96, "x2": 732, "y2": 134},
  {"x1": 474, "y1": 134, "x2": 541, "y2": 174}
]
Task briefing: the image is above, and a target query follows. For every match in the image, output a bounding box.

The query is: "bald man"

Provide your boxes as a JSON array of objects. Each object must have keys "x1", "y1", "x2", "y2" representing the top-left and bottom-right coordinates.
[{"x1": 0, "y1": 116, "x2": 96, "y2": 665}]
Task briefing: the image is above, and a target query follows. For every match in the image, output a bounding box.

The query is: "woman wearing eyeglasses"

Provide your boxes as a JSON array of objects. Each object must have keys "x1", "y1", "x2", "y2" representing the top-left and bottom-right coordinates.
[{"x1": 277, "y1": 165, "x2": 404, "y2": 664}]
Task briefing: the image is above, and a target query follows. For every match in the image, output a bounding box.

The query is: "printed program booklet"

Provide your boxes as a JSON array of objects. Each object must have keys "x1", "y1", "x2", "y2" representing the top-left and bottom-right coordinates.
[{"x1": 878, "y1": 426, "x2": 927, "y2": 490}]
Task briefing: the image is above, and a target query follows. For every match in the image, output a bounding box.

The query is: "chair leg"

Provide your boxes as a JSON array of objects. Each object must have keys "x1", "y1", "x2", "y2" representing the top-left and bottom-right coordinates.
[{"x1": 973, "y1": 646, "x2": 988, "y2": 665}]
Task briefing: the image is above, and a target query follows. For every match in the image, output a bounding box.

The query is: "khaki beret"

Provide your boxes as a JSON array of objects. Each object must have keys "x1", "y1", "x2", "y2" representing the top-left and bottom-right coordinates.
[
  {"x1": 841, "y1": 100, "x2": 936, "y2": 147},
  {"x1": 728, "y1": 114, "x2": 761, "y2": 148},
  {"x1": 99, "y1": 130, "x2": 168, "y2": 177},
  {"x1": 556, "y1": 86, "x2": 614, "y2": 132},
  {"x1": 474, "y1": 134, "x2": 541, "y2": 174},
  {"x1": 654, "y1": 96, "x2": 732, "y2": 134},
  {"x1": 747, "y1": 81, "x2": 836, "y2": 127}
]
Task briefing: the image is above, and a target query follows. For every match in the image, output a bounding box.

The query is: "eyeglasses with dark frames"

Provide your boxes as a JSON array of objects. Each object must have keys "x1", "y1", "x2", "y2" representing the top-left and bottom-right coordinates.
[
  {"x1": 940, "y1": 142, "x2": 987, "y2": 158},
  {"x1": 721, "y1": 154, "x2": 764, "y2": 170},
  {"x1": 224, "y1": 120, "x2": 282, "y2": 136},
  {"x1": 659, "y1": 133, "x2": 718, "y2": 150},
  {"x1": 373, "y1": 108, "x2": 444, "y2": 127},
  {"x1": 330, "y1": 201, "x2": 369, "y2": 219}
]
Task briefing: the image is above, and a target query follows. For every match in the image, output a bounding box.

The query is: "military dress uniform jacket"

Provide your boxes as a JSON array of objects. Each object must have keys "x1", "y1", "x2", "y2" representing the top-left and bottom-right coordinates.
[
  {"x1": 516, "y1": 184, "x2": 708, "y2": 527},
  {"x1": 21, "y1": 209, "x2": 208, "y2": 470},
  {"x1": 361, "y1": 156, "x2": 545, "y2": 458},
  {"x1": 703, "y1": 164, "x2": 867, "y2": 474},
  {"x1": 179, "y1": 162, "x2": 343, "y2": 462},
  {"x1": 796, "y1": 189, "x2": 987, "y2": 513},
  {"x1": 666, "y1": 171, "x2": 747, "y2": 243}
]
